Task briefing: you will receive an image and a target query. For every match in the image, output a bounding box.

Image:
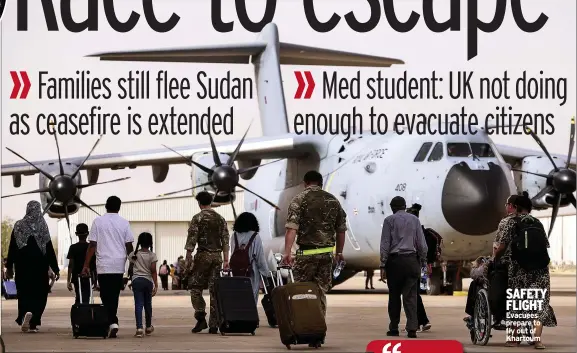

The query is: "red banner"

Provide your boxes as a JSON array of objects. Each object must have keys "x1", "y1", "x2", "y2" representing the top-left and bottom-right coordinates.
[{"x1": 366, "y1": 340, "x2": 463, "y2": 353}]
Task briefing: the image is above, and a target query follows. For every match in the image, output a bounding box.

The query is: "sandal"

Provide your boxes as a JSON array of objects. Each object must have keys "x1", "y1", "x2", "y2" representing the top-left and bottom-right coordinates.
[{"x1": 534, "y1": 342, "x2": 546, "y2": 349}]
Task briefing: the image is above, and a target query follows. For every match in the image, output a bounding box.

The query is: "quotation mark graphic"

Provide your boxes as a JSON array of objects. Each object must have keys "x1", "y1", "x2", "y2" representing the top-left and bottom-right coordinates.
[
  {"x1": 10, "y1": 71, "x2": 31, "y2": 99},
  {"x1": 294, "y1": 71, "x2": 315, "y2": 99}
]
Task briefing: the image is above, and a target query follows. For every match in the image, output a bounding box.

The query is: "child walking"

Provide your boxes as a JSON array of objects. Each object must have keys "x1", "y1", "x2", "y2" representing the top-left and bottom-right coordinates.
[{"x1": 128, "y1": 232, "x2": 158, "y2": 338}]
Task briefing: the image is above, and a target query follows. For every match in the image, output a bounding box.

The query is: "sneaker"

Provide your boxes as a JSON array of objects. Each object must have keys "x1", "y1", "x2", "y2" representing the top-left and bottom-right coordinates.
[
  {"x1": 28, "y1": 328, "x2": 39, "y2": 333},
  {"x1": 145, "y1": 326, "x2": 154, "y2": 336},
  {"x1": 135, "y1": 329, "x2": 144, "y2": 338},
  {"x1": 108, "y1": 324, "x2": 119, "y2": 338},
  {"x1": 21, "y1": 312, "x2": 32, "y2": 333},
  {"x1": 420, "y1": 323, "x2": 431, "y2": 332}
]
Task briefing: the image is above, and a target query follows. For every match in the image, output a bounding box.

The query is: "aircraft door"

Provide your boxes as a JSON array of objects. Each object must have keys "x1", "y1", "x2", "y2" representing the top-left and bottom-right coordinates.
[{"x1": 324, "y1": 171, "x2": 361, "y2": 251}]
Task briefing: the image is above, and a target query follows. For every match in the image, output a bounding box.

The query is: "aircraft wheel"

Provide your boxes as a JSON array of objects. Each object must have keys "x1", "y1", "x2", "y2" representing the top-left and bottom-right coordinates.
[{"x1": 427, "y1": 268, "x2": 442, "y2": 295}]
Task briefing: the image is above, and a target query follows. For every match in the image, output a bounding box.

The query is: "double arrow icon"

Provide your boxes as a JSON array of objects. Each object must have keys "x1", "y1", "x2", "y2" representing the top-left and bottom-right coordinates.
[
  {"x1": 294, "y1": 71, "x2": 315, "y2": 99},
  {"x1": 10, "y1": 71, "x2": 31, "y2": 99}
]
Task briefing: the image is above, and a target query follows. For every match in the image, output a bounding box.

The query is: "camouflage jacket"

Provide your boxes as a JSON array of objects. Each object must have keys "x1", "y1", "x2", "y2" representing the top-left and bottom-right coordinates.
[
  {"x1": 185, "y1": 209, "x2": 230, "y2": 252},
  {"x1": 285, "y1": 185, "x2": 347, "y2": 248}
]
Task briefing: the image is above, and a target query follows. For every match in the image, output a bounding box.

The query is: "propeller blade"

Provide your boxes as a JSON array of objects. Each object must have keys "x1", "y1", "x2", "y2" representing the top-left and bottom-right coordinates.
[
  {"x1": 71, "y1": 135, "x2": 103, "y2": 179},
  {"x1": 531, "y1": 185, "x2": 553, "y2": 202},
  {"x1": 157, "y1": 181, "x2": 212, "y2": 198},
  {"x1": 77, "y1": 177, "x2": 131, "y2": 188},
  {"x1": 548, "y1": 192, "x2": 562, "y2": 238},
  {"x1": 511, "y1": 169, "x2": 549, "y2": 179},
  {"x1": 524, "y1": 127, "x2": 559, "y2": 172},
  {"x1": 207, "y1": 132, "x2": 222, "y2": 166},
  {"x1": 190, "y1": 160, "x2": 214, "y2": 175},
  {"x1": 42, "y1": 199, "x2": 57, "y2": 216},
  {"x1": 162, "y1": 144, "x2": 192, "y2": 166},
  {"x1": 6, "y1": 148, "x2": 54, "y2": 181},
  {"x1": 566, "y1": 117, "x2": 575, "y2": 168},
  {"x1": 230, "y1": 194, "x2": 238, "y2": 219},
  {"x1": 228, "y1": 120, "x2": 253, "y2": 166},
  {"x1": 51, "y1": 131, "x2": 65, "y2": 176},
  {"x1": 567, "y1": 193, "x2": 576, "y2": 208},
  {"x1": 64, "y1": 205, "x2": 71, "y2": 233},
  {"x1": 236, "y1": 183, "x2": 280, "y2": 210},
  {"x1": 74, "y1": 196, "x2": 101, "y2": 216},
  {"x1": 1, "y1": 188, "x2": 50, "y2": 199},
  {"x1": 239, "y1": 159, "x2": 284, "y2": 175}
]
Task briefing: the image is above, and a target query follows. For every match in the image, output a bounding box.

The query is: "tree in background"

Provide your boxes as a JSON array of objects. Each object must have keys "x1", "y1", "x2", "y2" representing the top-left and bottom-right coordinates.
[{"x1": 2, "y1": 217, "x2": 14, "y2": 259}]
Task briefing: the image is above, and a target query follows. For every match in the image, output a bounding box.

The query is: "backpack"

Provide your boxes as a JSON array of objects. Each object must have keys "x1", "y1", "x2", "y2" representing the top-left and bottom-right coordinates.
[
  {"x1": 159, "y1": 265, "x2": 168, "y2": 275},
  {"x1": 510, "y1": 215, "x2": 550, "y2": 271},
  {"x1": 229, "y1": 232, "x2": 258, "y2": 277},
  {"x1": 424, "y1": 227, "x2": 442, "y2": 264}
]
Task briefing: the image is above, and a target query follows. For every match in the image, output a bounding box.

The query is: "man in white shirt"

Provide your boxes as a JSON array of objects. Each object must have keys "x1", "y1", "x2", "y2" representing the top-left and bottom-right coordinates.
[{"x1": 82, "y1": 196, "x2": 134, "y2": 338}]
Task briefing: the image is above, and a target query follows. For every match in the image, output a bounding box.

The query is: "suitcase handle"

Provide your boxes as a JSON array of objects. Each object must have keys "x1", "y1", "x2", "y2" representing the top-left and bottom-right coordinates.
[
  {"x1": 275, "y1": 266, "x2": 294, "y2": 284},
  {"x1": 220, "y1": 269, "x2": 233, "y2": 277},
  {"x1": 78, "y1": 276, "x2": 94, "y2": 305},
  {"x1": 260, "y1": 271, "x2": 279, "y2": 294}
]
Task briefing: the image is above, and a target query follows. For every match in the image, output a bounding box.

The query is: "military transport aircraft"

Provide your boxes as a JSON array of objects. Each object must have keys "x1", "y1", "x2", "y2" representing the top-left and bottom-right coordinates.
[{"x1": 2, "y1": 23, "x2": 575, "y2": 295}]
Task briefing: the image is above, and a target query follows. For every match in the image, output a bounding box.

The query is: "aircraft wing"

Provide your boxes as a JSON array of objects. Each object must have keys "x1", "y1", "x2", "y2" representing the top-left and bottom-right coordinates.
[
  {"x1": 496, "y1": 144, "x2": 576, "y2": 169},
  {"x1": 1, "y1": 134, "x2": 326, "y2": 177}
]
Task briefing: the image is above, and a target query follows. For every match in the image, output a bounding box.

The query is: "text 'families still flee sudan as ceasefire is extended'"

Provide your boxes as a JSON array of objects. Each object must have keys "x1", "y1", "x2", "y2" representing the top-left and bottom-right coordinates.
[{"x1": 13, "y1": 0, "x2": 548, "y2": 60}]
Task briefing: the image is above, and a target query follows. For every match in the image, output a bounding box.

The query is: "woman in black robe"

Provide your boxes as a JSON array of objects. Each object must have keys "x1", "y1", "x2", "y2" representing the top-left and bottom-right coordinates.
[{"x1": 5, "y1": 201, "x2": 60, "y2": 333}]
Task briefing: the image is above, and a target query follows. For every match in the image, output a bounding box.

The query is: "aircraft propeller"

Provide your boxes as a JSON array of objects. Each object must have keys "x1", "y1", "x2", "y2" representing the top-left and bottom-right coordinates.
[
  {"x1": 2, "y1": 131, "x2": 131, "y2": 232},
  {"x1": 512, "y1": 117, "x2": 576, "y2": 237},
  {"x1": 159, "y1": 123, "x2": 282, "y2": 219}
]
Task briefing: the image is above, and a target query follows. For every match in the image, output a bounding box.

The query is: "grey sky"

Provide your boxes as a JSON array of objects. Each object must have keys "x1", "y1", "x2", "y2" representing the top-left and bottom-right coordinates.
[{"x1": 1, "y1": 0, "x2": 575, "y2": 235}]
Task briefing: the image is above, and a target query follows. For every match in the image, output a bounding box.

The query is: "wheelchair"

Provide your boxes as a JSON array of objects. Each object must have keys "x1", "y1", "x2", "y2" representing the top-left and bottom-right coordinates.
[{"x1": 465, "y1": 276, "x2": 507, "y2": 345}]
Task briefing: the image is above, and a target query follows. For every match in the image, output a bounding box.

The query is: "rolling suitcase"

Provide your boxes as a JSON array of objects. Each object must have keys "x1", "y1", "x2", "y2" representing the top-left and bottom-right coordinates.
[
  {"x1": 70, "y1": 277, "x2": 109, "y2": 339},
  {"x1": 2, "y1": 280, "x2": 17, "y2": 300},
  {"x1": 214, "y1": 270, "x2": 259, "y2": 335},
  {"x1": 272, "y1": 267, "x2": 327, "y2": 349},
  {"x1": 260, "y1": 271, "x2": 278, "y2": 327}
]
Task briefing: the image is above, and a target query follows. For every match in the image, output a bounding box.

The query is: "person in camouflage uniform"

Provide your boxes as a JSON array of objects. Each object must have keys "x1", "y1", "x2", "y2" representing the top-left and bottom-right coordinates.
[
  {"x1": 282, "y1": 171, "x2": 347, "y2": 323},
  {"x1": 185, "y1": 191, "x2": 230, "y2": 334}
]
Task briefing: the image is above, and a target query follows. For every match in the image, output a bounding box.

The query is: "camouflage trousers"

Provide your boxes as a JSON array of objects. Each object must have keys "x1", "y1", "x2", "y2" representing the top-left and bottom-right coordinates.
[
  {"x1": 189, "y1": 251, "x2": 223, "y2": 329},
  {"x1": 293, "y1": 253, "x2": 333, "y2": 317}
]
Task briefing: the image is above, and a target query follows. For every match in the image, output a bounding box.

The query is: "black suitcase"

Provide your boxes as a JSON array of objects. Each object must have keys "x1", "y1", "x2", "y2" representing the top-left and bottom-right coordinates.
[
  {"x1": 70, "y1": 277, "x2": 109, "y2": 339},
  {"x1": 260, "y1": 271, "x2": 278, "y2": 328},
  {"x1": 214, "y1": 270, "x2": 259, "y2": 335}
]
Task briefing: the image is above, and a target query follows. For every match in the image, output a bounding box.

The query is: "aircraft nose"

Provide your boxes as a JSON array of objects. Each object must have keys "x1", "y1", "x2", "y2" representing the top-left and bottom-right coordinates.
[{"x1": 441, "y1": 162, "x2": 509, "y2": 235}]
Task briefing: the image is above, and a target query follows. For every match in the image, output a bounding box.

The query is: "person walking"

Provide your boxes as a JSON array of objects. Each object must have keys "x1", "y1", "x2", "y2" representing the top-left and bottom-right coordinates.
[
  {"x1": 494, "y1": 192, "x2": 556, "y2": 349},
  {"x1": 5, "y1": 201, "x2": 60, "y2": 333},
  {"x1": 66, "y1": 224, "x2": 96, "y2": 304},
  {"x1": 406, "y1": 204, "x2": 432, "y2": 332},
  {"x1": 229, "y1": 212, "x2": 270, "y2": 303},
  {"x1": 380, "y1": 196, "x2": 428, "y2": 338},
  {"x1": 128, "y1": 232, "x2": 158, "y2": 338},
  {"x1": 365, "y1": 269, "x2": 375, "y2": 289},
  {"x1": 158, "y1": 260, "x2": 170, "y2": 290},
  {"x1": 81, "y1": 196, "x2": 134, "y2": 338},
  {"x1": 281, "y1": 171, "x2": 347, "y2": 346},
  {"x1": 186, "y1": 191, "x2": 230, "y2": 334}
]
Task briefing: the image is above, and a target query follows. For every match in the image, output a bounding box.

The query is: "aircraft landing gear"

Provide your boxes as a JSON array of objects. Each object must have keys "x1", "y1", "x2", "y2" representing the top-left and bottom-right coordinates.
[{"x1": 427, "y1": 262, "x2": 461, "y2": 296}]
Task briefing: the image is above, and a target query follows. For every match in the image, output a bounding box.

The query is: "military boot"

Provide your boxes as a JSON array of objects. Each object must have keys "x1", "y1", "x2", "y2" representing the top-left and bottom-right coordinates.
[{"x1": 191, "y1": 312, "x2": 208, "y2": 333}]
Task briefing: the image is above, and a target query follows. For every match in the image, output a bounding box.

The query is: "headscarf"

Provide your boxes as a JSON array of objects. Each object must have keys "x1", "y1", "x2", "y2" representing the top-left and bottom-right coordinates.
[{"x1": 13, "y1": 201, "x2": 51, "y2": 255}]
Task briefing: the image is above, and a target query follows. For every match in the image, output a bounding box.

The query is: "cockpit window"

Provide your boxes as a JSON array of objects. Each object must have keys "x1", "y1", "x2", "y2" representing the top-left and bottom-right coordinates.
[
  {"x1": 447, "y1": 143, "x2": 472, "y2": 157},
  {"x1": 414, "y1": 142, "x2": 433, "y2": 162},
  {"x1": 427, "y1": 142, "x2": 444, "y2": 162},
  {"x1": 471, "y1": 143, "x2": 495, "y2": 157}
]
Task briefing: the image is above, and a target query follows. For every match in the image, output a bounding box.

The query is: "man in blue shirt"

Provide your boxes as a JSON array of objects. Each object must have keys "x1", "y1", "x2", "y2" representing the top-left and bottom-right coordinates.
[{"x1": 380, "y1": 196, "x2": 428, "y2": 338}]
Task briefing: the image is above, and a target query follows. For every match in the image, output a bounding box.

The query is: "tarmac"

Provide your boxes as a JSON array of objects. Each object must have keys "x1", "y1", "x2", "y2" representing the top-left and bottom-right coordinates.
[{"x1": 1, "y1": 275, "x2": 575, "y2": 352}]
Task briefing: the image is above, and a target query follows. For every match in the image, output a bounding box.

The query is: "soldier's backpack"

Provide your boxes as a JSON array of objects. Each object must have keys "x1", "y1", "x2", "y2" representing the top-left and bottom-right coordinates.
[
  {"x1": 229, "y1": 232, "x2": 258, "y2": 277},
  {"x1": 424, "y1": 227, "x2": 442, "y2": 264},
  {"x1": 511, "y1": 215, "x2": 550, "y2": 271}
]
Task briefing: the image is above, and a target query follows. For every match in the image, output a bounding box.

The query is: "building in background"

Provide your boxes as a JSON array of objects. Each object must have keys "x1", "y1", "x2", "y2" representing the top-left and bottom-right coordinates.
[
  {"x1": 57, "y1": 191, "x2": 576, "y2": 269},
  {"x1": 57, "y1": 192, "x2": 244, "y2": 269}
]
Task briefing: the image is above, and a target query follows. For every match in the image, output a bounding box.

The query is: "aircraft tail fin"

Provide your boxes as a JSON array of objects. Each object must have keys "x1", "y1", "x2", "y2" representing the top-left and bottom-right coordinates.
[{"x1": 88, "y1": 23, "x2": 403, "y2": 137}]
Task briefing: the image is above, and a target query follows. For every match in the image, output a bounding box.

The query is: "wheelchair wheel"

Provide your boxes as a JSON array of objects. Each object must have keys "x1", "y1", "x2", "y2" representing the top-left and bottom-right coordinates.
[{"x1": 473, "y1": 288, "x2": 492, "y2": 346}]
